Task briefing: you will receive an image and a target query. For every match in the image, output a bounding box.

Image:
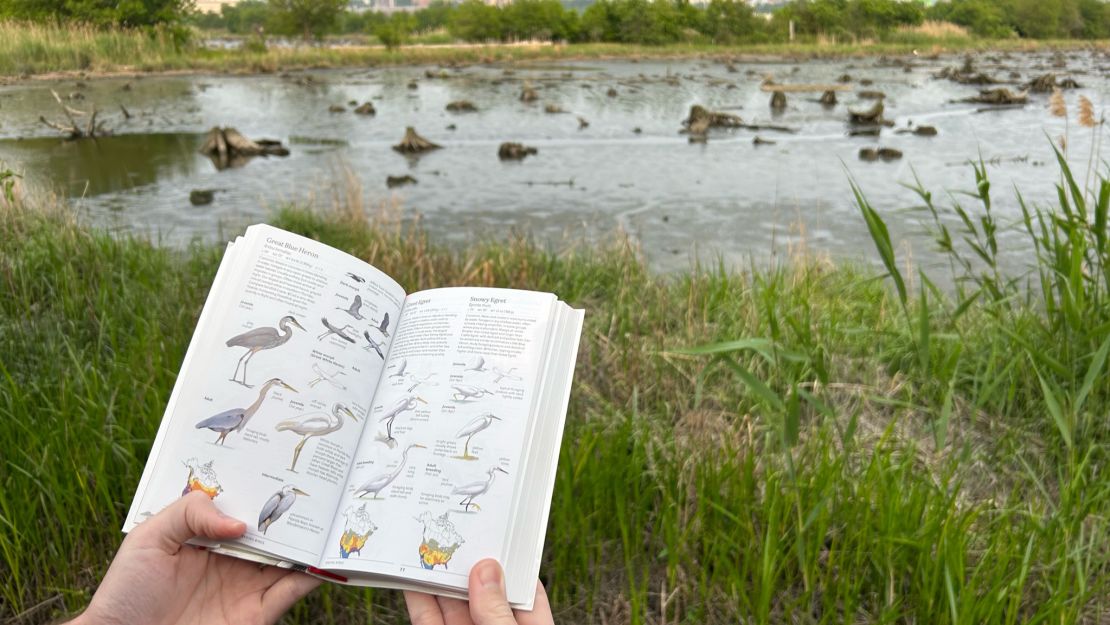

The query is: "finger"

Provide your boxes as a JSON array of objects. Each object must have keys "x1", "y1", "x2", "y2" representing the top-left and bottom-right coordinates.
[
  {"x1": 436, "y1": 595, "x2": 474, "y2": 625},
  {"x1": 261, "y1": 571, "x2": 321, "y2": 622},
  {"x1": 468, "y1": 559, "x2": 517, "y2": 625},
  {"x1": 137, "y1": 491, "x2": 246, "y2": 554},
  {"x1": 515, "y1": 581, "x2": 554, "y2": 625},
  {"x1": 404, "y1": 591, "x2": 446, "y2": 625}
]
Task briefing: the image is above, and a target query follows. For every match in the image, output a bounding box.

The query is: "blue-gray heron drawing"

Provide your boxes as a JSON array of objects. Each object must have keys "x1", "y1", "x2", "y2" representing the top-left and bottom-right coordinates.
[
  {"x1": 353, "y1": 443, "x2": 426, "y2": 499},
  {"x1": 318, "y1": 317, "x2": 357, "y2": 343},
  {"x1": 258, "y1": 484, "x2": 309, "y2": 534},
  {"x1": 345, "y1": 272, "x2": 366, "y2": 283},
  {"x1": 275, "y1": 403, "x2": 360, "y2": 472},
  {"x1": 451, "y1": 384, "x2": 493, "y2": 402},
  {"x1": 335, "y1": 294, "x2": 366, "y2": 320},
  {"x1": 370, "y1": 312, "x2": 390, "y2": 337},
  {"x1": 363, "y1": 331, "x2": 385, "y2": 360},
  {"x1": 376, "y1": 395, "x2": 426, "y2": 447},
  {"x1": 226, "y1": 316, "x2": 305, "y2": 387},
  {"x1": 453, "y1": 466, "x2": 508, "y2": 512},
  {"x1": 455, "y1": 413, "x2": 501, "y2": 460},
  {"x1": 195, "y1": 377, "x2": 297, "y2": 445}
]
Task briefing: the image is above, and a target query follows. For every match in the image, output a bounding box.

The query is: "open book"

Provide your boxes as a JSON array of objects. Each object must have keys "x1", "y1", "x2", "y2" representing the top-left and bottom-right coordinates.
[{"x1": 124, "y1": 224, "x2": 584, "y2": 610}]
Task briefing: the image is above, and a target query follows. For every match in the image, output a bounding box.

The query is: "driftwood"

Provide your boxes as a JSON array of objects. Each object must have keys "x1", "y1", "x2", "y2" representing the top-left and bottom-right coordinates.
[
  {"x1": 544, "y1": 103, "x2": 565, "y2": 114},
  {"x1": 1025, "y1": 73, "x2": 1081, "y2": 93},
  {"x1": 859, "y1": 147, "x2": 902, "y2": 162},
  {"x1": 752, "y1": 136, "x2": 776, "y2": 146},
  {"x1": 935, "y1": 66, "x2": 998, "y2": 85},
  {"x1": 38, "y1": 89, "x2": 109, "y2": 140},
  {"x1": 386, "y1": 175, "x2": 417, "y2": 188},
  {"x1": 896, "y1": 125, "x2": 938, "y2": 137},
  {"x1": 393, "y1": 127, "x2": 441, "y2": 154},
  {"x1": 199, "y1": 127, "x2": 289, "y2": 170},
  {"x1": 961, "y1": 88, "x2": 1028, "y2": 106},
  {"x1": 759, "y1": 83, "x2": 851, "y2": 93},
  {"x1": 858, "y1": 90, "x2": 885, "y2": 100},
  {"x1": 446, "y1": 100, "x2": 477, "y2": 112},
  {"x1": 498, "y1": 142, "x2": 537, "y2": 160},
  {"x1": 683, "y1": 104, "x2": 744, "y2": 136}
]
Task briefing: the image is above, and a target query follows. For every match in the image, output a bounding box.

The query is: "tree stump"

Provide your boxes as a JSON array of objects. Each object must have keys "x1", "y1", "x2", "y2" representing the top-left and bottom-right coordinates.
[{"x1": 393, "y1": 127, "x2": 441, "y2": 154}]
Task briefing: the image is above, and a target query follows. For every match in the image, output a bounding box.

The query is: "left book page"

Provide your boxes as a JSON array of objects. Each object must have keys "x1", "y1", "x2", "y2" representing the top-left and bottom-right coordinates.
[{"x1": 125, "y1": 224, "x2": 407, "y2": 565}]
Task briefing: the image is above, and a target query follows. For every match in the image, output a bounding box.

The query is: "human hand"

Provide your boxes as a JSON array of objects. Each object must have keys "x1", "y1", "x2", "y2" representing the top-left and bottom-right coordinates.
[
  {"x1": 404, "y1": 559, "x2": 553, "y2": 625},
  {"x1": 73, "y1": 491, "x2": 320, "y2": 625}
]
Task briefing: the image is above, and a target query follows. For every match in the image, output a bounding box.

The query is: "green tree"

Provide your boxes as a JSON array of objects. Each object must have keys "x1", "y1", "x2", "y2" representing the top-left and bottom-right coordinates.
[
  {"x1": 447, "y1": 0, "x2": 502, "y2": 42},
  {"x1": 927, "y1": 0, "x2": 1012, "y2": 38},
  {"x1": 703, "y1": 0, "x2": 757, "y2": 43},
  {"x1": 374, "y1": 11, "x2": 414, "y2": 49},
  {"x1": 1, "y1": 0, "x2": 190, "y2": 26},
  {"x1": 502, "y1": 0, "x2": 577, "y2": 41},
  {"x1": 267, "y1": 0, "x2": 347, "y2": 40}
]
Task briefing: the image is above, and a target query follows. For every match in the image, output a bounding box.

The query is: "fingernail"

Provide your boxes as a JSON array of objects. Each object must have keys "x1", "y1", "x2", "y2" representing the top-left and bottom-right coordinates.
[{"x1": 478, "y1": 560, "x2": 503, "y2": 590}]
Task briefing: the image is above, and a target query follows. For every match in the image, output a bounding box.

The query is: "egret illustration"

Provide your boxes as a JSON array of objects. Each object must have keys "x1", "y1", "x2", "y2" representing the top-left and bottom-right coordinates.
[
  {"x1": 451, "y1": 384, "x2": 494, "y2": 402},
  {"x1": 181, "y1": 458, "x2": 222, "y2": 498},
  {"x1": 376, "y1": 395, "x2": 427, "y2": 447},
  {"x1": 258, "y1": 484, "x2": 309, "y2": 534},
  {"x1": 463, "y1": 356, "x2": 487, "y2": 372},
  {"x1": 353, "y1": 443, "x2": 426, "y2": 499},
  {"x1": 275, "y1": 403, "x2": 360, "y2": 472},
  {"x1": 389, "y1": 358, "x2": 408, "y2": 378},
  {"x1": 317, "y1": 317, "x2": 357, "y2": 343},
  {"x1": 491, "y1": 367, "x2": 522, "y2": 384},
  {"x1": 406, "y1": 372, "x2": 437, "y2": 393},
  {"x1": 195, "y1": 378, "x2": 297, "y2": 445},
  {"x1": 225, "y1": 316, "x2": 305, "y2": 387},
  {"x1": 455, "y1": 413, "x2": 501, "y2": 460},
  {"x1": 363, "y1": 331, "x2": 385, "y2": 360},
  {"x1": 453, "y1": 466, "x2": 508, "y2": 512},
  {"x1": 335, "y1": 294, "x2": 365, "y2": 320},
  {"x1": 308, "y1": 363, "x2": 347, "y2": 390},
  {"x1": 371, "y1": 311, "x2": 390, "y2": 337}
]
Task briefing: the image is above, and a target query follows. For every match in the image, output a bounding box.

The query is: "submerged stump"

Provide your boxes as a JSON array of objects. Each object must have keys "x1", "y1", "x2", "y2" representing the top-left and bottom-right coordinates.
[
  {"x1": 770, "y1": 90, "x2": 787, "y2": 111},
  {"x1": 498, "y1": 142, "x2": 537, "y2": 160},
  {"x1": 199, "y1": 127, "x2": 289, "y2": 170},
  {"x1": 819, "y1": 90, "x2": 838, "y2": 107},
  {"x1": 393, "y1": 127, "x2": 441, "y2": 154}
]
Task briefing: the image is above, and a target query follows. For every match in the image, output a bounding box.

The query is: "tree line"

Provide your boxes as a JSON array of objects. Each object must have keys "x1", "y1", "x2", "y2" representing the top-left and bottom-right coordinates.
[{"x1": 4, "y1": 0, "x2": 1110, "y2": 44}]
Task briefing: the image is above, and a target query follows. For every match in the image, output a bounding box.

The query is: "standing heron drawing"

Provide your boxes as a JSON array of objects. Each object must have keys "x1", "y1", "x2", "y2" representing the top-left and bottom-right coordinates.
[
  {"x1": 275, "y1": 403, "x2": 360, "y2": 472},
  {"x1": 195, "y1": 377, "x2": 297, "y2": 445},
  {"x1": 453, "y1": 466, "x2": 508, "y2": 512},
  {"x1": 376, "y1": 395, "x2": 426, "y2": 447},
  {"x1": 225, "y1": 316, "x2": 305, "y2": 387},
  {"x1": 353, "y1": 443, "x2": 426, "y2": 499},
  {"x1": 455, "y1": 413, "x2": 501, "y2": 460},
  {"x1": 258, "y1": 484, "x2": 309, "y2": 534}
]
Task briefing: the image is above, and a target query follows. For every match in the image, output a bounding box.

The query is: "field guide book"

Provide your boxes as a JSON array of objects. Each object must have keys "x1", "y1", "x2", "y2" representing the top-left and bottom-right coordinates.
[{"x1": 124, "y1": 224, "x2": 585, "y2": 610}]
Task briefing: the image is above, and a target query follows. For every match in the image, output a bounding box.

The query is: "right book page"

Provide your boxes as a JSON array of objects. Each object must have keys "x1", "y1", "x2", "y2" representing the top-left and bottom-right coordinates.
[{"x1": 320, "y1": 288, "x2": 559, "y2": 594}]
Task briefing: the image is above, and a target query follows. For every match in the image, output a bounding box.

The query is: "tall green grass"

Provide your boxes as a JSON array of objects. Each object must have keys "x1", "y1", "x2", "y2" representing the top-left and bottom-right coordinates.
[{"x1": 1, "y1": 159, "x2": 1109, "y2": 623}]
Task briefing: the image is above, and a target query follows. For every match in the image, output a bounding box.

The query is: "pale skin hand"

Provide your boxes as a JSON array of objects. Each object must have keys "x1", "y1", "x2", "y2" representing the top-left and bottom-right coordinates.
[
  {"x1": 404, "y1": 559, "x2": 554, "y2": 625},
  {"x1": 73, "y1": 490, "x2": 321, "y2": 625}
]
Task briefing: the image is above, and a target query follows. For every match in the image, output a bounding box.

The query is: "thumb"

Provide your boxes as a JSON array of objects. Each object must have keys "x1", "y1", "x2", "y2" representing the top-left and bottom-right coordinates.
[
  {"x1": 137, "y1": 491, "x2": 247, "y2": 554},
  {"x1": 468, "y1": 559, "x2": 517, "y2": 625}
]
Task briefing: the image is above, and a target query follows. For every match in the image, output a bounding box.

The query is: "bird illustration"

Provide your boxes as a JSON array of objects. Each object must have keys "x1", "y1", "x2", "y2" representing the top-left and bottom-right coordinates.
[
  {"x1": 463, "y1": 356, "x2": 487, "y2": 372},
  {"x1": 258, "y1": 484, "x2": 309, "y2": 535},
  {"x1": 308, "y1": 363, "x2": 347, "y2": 390},
  {"x1": 406, "y1": 372, "x2": 437, "y2": 393},
  {"x1": 491, "y1": 367, "x2": 521, "y2": 384},
  {"x1": 275, "y1": 403, "x2": 360, "y2": 472},
  {"x1": 317, "y1": 317, "x2": 357, "y2": 343},
  {"x1": 370, "y1": 312, "x2": 390, "y2": 337},
  {"x1": 363, "y1": 331, "x2": 385, "y2": 360},
  {"x1": 455, "y1": 413, "x2": 501, "y2": 460},
  {"x1": 376, "y1": 395, "x2": 427, "y2": 447},
  {"x1": 195, "y1": 378, "x2": 297, "y2": 445},
  {"x1": 225, "y1": 316, "x2": 305, "y2": 387},
  {"x1": 389, "y1": 358, "x2": 408, "y2": 378},
  {"x1": 345, "y1": 272, "x2": 366, "y2": 283},
  {"x1": 453, "y1": 466, "x2": 508, "y2": 513},
  {"x1": 335, "y1": 294, "x2": 365, "y2": 320},
  {"x1": 353, "y1": 443, "x2": 426, "y2": 499},
  {"x1": 451, "y1": 384, "x2": 494, "y2": 402}
]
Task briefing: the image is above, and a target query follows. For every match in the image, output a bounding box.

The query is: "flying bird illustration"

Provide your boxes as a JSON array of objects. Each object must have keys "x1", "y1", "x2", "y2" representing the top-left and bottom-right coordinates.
[
  {"x1": 353, "y1": 444, "x2": 426, "y2": 499},
  {"x1": 370, "y1": 312, "x2": 390, "y2": 337},
  {"x1": 225, "y1": 316, "x2": 305, "y2": 387},
  {"x1": 463, "y1": 356, "x2": 487, "y2": 372},
  {"x1": 318, "y1": 317, "x2": 357, "y2": 343},
  {"x1": 258, "y1": 484, "x2": 309, "y2": 534},
  {"x1": 308, "y1": 363, "x2": 347, "y2": 390},
  {"x1": 453, "y1": 466, "x2": 507, "y2": 512},
  {"x1": 335, "y1": 294, "x2": 365, "y2": 320},
  {"x1": 491, "y1": 367, "x2": 521, "y2": 384},
  {"x1": 195, "y1": 378, "x2": 297, "y2": 445},
  {"x1": 455, "y1": 413, "x2": 501, "y2": 460},
  {"x1": 389, "y1": 358, "x2": 408, "y2": 378},
  {"x1": 363, "y1": 331, "x2": 385, "y2": 360},
  {"x1": 275, "y1": 403, "x2": 360, "y2": 472},
  {"x1": 451, "y1": 384, "x2": 494, "y2": 402},
  {"x1": 346, "y1": 272, "x2": 366, "y2": 283}
]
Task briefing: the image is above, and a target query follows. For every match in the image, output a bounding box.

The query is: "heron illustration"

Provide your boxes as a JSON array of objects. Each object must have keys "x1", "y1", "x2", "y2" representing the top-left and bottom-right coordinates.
[
  {"x1": 275, "y1": 403, "x2": 360, "y2": 472},
  {"x1": 406, "y1": 372, "x2": 437, "y2": 393},
  {"x1": 491, "y1": 367, "x2": 522, "y2": 384},
  {"x1": 463, "y1": 356, "x2": 487, "y2": 372},
  {"x1": 455, "y1": 413, "x2": 501, "y2": 460},
  {"x1": 353, "y1": 443, "x2": 426, "y2": 499},
  {"x1": 376, "y1": 395, "x2": 427, "y2": 447},
  {"x1": 345, "y1": 272, "x2": 366, "y2": 283},
  {"x1": 195, "y1": 378, "x2": 297, "y2": 445},
  {"x1": 335, "y1": 294, "x2": 365, "y2": 320},
  {"x1": 370, "y1": 312, "x2": 390, "y2": 337},
  {"x1": 318, "y1": 317, "x2": 357, "y2": 343},
  {"x1": 389, "y1": 358, "x2": 408, "y2": 378},
  {"x1": 451, "y1": 384, "x2": 494, "y2": 402},
  {"x1": 225, "y1": 316, "x2": 305, "y2": 387},
  {"x1": 258, "y1": 484, "x2": 309, "y2": 534},
  {"x1": 363, "y1": 331, "x2": 385, "y2": 360},
  {"x1": 308, "y1": 363, "x2": 347, "y2": 390},
  {"x1": 453, "y1": 466, "x2": 508, "y2": 513}
]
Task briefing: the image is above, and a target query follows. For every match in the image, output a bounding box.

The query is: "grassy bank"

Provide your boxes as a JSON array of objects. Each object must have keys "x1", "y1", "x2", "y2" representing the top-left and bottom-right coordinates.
[
  {"x1": 2, "y1": 20, "x2": 1108, "y2": 78},
  {"x1": 2, "y1": 156, "x2": 1110, "y2": 624}
]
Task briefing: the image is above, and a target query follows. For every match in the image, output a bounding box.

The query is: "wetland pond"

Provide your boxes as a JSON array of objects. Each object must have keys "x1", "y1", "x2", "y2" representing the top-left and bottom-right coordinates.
[{"x1": 1, "y1": 50, "x2": 1107, "y2": 273}]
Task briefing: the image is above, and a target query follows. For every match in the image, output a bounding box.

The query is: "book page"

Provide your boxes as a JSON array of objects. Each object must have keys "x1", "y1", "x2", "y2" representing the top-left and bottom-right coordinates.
[
  {"x1": 319, "y1": 288, "x2": 556, "y2": 592},
  {"x1": 125, "y1": 224, "x2": 406, "y2": 565}
]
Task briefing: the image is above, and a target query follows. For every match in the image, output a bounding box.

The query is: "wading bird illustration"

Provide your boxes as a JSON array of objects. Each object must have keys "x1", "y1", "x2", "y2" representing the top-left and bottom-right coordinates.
[
  {"x1": 345, "y1": 272, "x2": 366, "y2": 283},
  {"x1": 389, "y1": 358, "x2": 408, "y2": 379},
  {"x1": 451, "y1": 384, "x2": 494, "y2": 402},
  {"x1": 317, "y1": 317, "x2": 357, "y2": 343},
  {"x1": 370, "y1": 312, "x2": 390, "y2": 337},
  {"x1": 491, "y1": 367, "x2": 521, "y2": 384},
  {"x1": 308, "y1": 363, "x2": 347, "y2": 390},
  {"x1": 258, "y1": 484, "x2": 309, "y2": 534},
  {"x1": 195, "y1": 378, "x2": 297, "y2": 445},
  {"x1": 275, "y1": 403, "x2": 360, "y2": 472},
  {"x1": 226, "y1": 316, "x2": 305, "y2": 387},
  {"x1": 353, "y1": 443, "x2": 426, "y2": 499},
  {"x1": 463, "y1": 356, "x2": 487, "y2": 372},
  {"x1": 453, "y1": 466, "x2": 507, "y2": 512},
  {"x1": 455, "y1": 413, "x2": 501, "y2": 460},
  {"x1": 363, "y1": 331, "x2": 385, "y2": 360},
  {"x1": 376, "y1": 395, "x2": 427, "y2": 447},
  {"x1": 335, "y1": 294, "x2": 365, "y2": 320},
  {"x1": 406, "y1": 372, "x2": 437, "y2": 393}
]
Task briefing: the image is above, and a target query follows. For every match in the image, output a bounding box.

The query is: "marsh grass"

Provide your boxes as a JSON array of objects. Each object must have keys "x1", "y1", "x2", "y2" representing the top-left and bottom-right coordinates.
[{"x1": 2, "y1": 160, "x2": 1110, "y2": 623}]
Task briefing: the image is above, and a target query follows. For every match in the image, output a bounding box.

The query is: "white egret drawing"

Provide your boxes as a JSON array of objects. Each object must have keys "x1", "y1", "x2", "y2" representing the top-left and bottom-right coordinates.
[
  {"x1": 275, "y1": 403, "x2": 360, "y2": 472},
  {"x1": 335, "y1": 294, "x2": 366, "y2": 320},
  {"x1": 455, "y1": 413, "x2": 501, "y2": 460},
  {"x1": 308, "y1": 363, "x2": 347, "y2": 390},
  {"x1": 195, "y1": 378, "x2": 297, "y2": 445},
  {"x1": 389, "y1": 358, "x2": 408, "y2": 379},
  {"x1": 453, "y1": 466, "x2": 508, "y2": 512},
  {"x1": 451, "y1": 384, "x2": 494, "y2": 402},
  {"x1": 353, "y1": 443, "x2": 426, "y2": 499},
  {"x1": 370, "y1": 312, "x2": 390, "y2": 337},
  {"x1": 406, "y1": 372, "x2": 437, "y2": 393},
  {"x1": 363, "y1": 331, "x2": 385, "y2": 359},
  {"x1": 318, "y1": 317, "x2": 357, "y2": 343},
  {"x1": 258, "y1": 484, "x2": 309, "y2": 534},
  {"x1": 225, "y1": 316, "x2": 305, "y2": 387},
  {"x1": 181, "y1": 458, "x2": 222, "y2": 498},
  {"x1": 376, "y1": 395, "x2": 427, "y2": 447},
  {"x1": 463, "y1": 356, "x2": 487, "y2": 372},
  {"x1": 491, "y1": 367, "x2": 522, "y2": 384}
]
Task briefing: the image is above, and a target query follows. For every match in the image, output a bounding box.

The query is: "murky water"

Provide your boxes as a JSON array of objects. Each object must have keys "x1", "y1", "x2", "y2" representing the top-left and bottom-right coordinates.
[{"x1": 1, "y1": 51, "x2": 1107, "y2": 272}]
